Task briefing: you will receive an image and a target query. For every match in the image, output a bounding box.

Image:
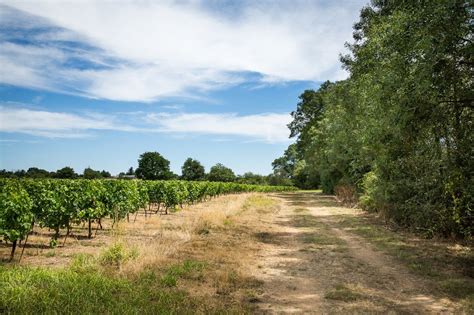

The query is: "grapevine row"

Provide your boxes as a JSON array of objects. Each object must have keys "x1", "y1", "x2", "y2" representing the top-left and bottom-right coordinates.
[{"x1": 0, "y1": 179, "x2": 295, "y2": 260}]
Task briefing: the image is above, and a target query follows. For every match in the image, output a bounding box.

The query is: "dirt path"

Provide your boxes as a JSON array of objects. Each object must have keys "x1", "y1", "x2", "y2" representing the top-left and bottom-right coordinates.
[{"x1": 250, "y1": 192, "x2": 457, "y2": 314}]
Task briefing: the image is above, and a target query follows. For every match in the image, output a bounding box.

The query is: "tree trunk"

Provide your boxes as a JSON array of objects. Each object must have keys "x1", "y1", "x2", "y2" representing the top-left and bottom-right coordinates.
[
  {"x1": 88, "y1": 219, "x2": 92, "y2": 239},
  {"x1": 63, "y1": 225, "x2": 70, "y2": 246},
  {"x1": 10, "y1": 240, "x2": 17, "y2": 262}
]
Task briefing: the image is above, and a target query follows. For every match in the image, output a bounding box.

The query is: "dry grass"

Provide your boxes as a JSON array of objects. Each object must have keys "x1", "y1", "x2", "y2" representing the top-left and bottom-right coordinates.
[{"x1": 1, "y1": 193, "x2": 276, "y2": 312}]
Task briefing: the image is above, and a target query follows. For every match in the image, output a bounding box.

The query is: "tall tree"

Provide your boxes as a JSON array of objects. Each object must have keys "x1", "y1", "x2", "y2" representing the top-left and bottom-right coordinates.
[
  {"x1": 181, "y1": 158, "x2": 205, "y2": 181},
  {"x1": 83, "y1": 167, "x2": 102, "y2": 179},
  {"x1": 208, "y1": 163, "x2": 235, "y2": 182},
  {"x1": 55, "y1": 167, "x2": 77, "y2": 179},
  {"x1": 25, "y1": 167, "x2": 51, "y2": 178},
  {"x1": 135, "y1": 152, "x2": 172, "y2": 180}
]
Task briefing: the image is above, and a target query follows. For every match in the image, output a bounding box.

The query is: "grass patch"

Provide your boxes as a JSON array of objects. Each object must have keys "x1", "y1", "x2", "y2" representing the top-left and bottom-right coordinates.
[
  {"x1": 242, "y1": 195, "x2": 278, "y2": 214},
  {"x1": 325, "y1": 284, "x2": 365, "y2": 302},
  {"x1": 99, "y1": 242, "x2": 139, "y2": 267},
  {"x1": 302, "y1": 233, "x2": 345, "y2": 246},
  {"x1": 160, "y1": 260, "x2": 206, "y2": 287},
  {"x1": 0, "y1": 265, "x2": 199, "y2": 314}
]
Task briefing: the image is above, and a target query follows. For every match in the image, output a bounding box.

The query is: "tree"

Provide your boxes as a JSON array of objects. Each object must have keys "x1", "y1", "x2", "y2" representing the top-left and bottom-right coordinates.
[
  {"x1": 272, "y1": 144, "x2": 299, "y2": 179},
  {"x1": 100, "y1": 170, "x2": 111, "y2": 178},
  {"x1": 126, "y1": 167, "x2": 135, "y2": 175},
  {"x1": 83, "y1": 167, "x2": 102, "y2": 179},
  {"x1": 181, "y1": 158, "x2": 205, "y2": 181},
  {"x1": 237, "y1": 172, "x2": 267, "y2": 185},
  {"x1": 207, "y1": 163, "x2": 235, "y2": 182},
  {"x1": 55, "y1": 167, "x2": 77, "y2": 179},
  {"x1": 284, "y1": 1, "x2": 473, "y2": 237},
  {"x1": 25, "y1": 167, "x2": 51, "y2": 178},
  {"x1": 0, "y1": 180, "x2": 33, "y2": 260},
  {"x1": 135, "y1": 152, "x2": 172, "y2": 180}
]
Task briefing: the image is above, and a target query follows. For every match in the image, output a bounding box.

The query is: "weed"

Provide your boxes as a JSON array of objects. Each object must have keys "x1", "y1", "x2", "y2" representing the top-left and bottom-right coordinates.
[{"x1": 99, "y1": 243, "x2": 138, "y2": 267}]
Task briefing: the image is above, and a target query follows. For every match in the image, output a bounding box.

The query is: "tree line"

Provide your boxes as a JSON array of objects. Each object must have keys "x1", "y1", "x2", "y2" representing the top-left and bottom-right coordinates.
[
  {"x1": 0, "y1": 152, "x2": 292, "y2": 186},
  {"x1": 273, "y1": 1, "x2": 473, "y2": 238}
]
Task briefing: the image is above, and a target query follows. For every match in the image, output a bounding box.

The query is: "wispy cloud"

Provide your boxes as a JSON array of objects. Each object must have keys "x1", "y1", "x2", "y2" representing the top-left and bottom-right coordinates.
[
  {"x1": 0, "y1": 106, "x2": 135, "y2": 138},
  {"x1": 146, "y1": 112, "x2": 292, "y2": 143},
  {"x1": 0, "y1": 1, "x2": 364, "y2": 102},
  {"x1": 0, "y1": 106, "x2": 291, "y2": 142}
]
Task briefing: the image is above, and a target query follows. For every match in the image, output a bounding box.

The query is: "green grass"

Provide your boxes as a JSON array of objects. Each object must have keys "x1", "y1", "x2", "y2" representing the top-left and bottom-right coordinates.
[
  {"x1": 99, "y1": 242, "x2": 139, "y2": 267},
  {"x1": 242, "y1": 195, "x2": 278, "y2": 213},
  {"x1": 0, "y1": 256, "x2": 238, "y2": 314},
  {"x1": 0, "y1": 265, "x2": 197, "y2": 314},
  {"x1": 160, "y1": 260, "x2": 206, "y2": 287},
  {"x1": 325, "y1": 284, "x2": 365, "y2": 302}
]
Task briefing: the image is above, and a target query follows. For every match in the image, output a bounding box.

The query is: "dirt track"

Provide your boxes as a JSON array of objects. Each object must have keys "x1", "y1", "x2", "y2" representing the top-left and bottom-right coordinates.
[{"x1": 250, "y1": 192, "x2": 458, "y2": 314}]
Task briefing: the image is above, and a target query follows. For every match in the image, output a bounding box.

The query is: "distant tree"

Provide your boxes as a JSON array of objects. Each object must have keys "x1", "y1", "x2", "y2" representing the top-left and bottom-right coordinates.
[
  {"x1": 126, "y1": 167, "x2": 135, "y2": 175},
  {"x1": 237, "y1": 172, "x2": 267, "y2": 185},
  {"x1": 0, "y1": 169, "x2": 15, "y2": 178},
  {"x1": 208, "y1": 163, "x2": 235, "y2": 182},
  {"x1": 25, "y1": 167, "x2": 51, "y2": 178},
  {"x1": 267, "y1": 174, "x2": 293, "y2": 186},
  {"x1": 83, "y1": 167, "x2": 102, "y2": 179},
  {"x1": 14, "y1": 170, "x2": 26, "y2": 178},
  {"x1": 55, "y1": 166, "x2": 77, "y2": 179},
  {"x1": 135, "y1": 152, "x2": 172, "y2": 180},
  {"x1": 100, "y1": 170, "x2": 111, "y2": 178},
  {"x1": 181, "y1": 158, "x2": 205, "y2": 181}
]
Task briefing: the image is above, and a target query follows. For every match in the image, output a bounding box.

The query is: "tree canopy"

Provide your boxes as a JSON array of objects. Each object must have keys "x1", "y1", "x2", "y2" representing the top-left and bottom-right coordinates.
[
  {"x1": 135, "y1": 152, "x2": 173, "y2": 180},
  {"x1": 181, "y1": 158, "x2": 205, "y2": 181},
  {"x1": 208, "y1": 163, "x2": 236, "y2": 182},
  {"x1": 55, "y1": 167, "x2": 77, "y2": 179},
  {"x1": 277, "y1": 0, "x2": 473, "y2": 238}
]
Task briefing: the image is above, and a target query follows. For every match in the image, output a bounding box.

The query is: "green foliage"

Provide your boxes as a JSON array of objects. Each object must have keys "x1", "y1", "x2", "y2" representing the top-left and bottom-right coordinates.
[
  {"x1": 135, "y1": 152, "x2": 173, "y2": 180},
  {"x1": 284, "y1": 1, "x2": 473, "y2": 238},
  {"x1": 83, "y1": 167, "x2": 103, "y2": 179},
  {"x1": 0, "y1": 180, "x2": 33, "y2": 244},
  {"x1": 54, "y1": 166, "x2": 77, "y2": 179},
  {"x1": 0, "y1": 178, "x2": 295, "y2": 256},
  {"x1": 181, "y1": 158, "x2": 206, "y2": 181},
  {"x1": 208, "y1": 163, "x2": 236, "y2": 182}
]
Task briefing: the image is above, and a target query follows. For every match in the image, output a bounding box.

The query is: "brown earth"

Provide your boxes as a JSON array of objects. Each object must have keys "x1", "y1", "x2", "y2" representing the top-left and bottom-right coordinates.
[{"x1": 1, "y1": 191, "x2": 472, "y2": 314}]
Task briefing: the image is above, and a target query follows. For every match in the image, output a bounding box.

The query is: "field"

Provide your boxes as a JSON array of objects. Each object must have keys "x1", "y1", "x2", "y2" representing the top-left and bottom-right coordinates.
[{"x1": 1, "y1": 191, "x2": 472, "y2": 314}]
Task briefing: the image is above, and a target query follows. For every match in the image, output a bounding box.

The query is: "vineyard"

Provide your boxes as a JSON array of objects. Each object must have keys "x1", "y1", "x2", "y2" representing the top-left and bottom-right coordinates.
[{"x1": 0, "y1": 179, "x2": 295, "y2": 260}]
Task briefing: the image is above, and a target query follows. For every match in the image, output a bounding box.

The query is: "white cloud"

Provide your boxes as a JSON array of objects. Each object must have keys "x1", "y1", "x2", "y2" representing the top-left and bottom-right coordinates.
[
  {"x1": 146, "y1": 112, "x2": 292, "y2": 143},
  {"x1": 1, "y1": 0, "x2": 364, "y2": 101},
  {"x1": 0, "y1": 106, "x2": 291, "y2": 142},
  {"x1": 0, "y1": 106, "x2": 133, "y2": 138}
]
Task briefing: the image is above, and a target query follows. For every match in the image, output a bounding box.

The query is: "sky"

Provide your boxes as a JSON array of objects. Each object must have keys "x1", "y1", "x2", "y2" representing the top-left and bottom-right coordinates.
[{"x1": 0, "y1": 0, "x2": 366, "y2": 176}]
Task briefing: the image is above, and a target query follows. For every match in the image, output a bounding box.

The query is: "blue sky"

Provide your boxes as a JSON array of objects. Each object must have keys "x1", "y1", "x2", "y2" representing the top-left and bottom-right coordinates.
[{"x1": 0, "y1": 0, "x2": 365, "y2": 175}]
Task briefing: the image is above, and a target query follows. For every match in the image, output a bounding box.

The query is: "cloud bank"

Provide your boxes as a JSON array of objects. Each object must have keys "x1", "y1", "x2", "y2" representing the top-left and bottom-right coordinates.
[{"x1": 0, "y1": 0, "x2": 364, "y2": 101}]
